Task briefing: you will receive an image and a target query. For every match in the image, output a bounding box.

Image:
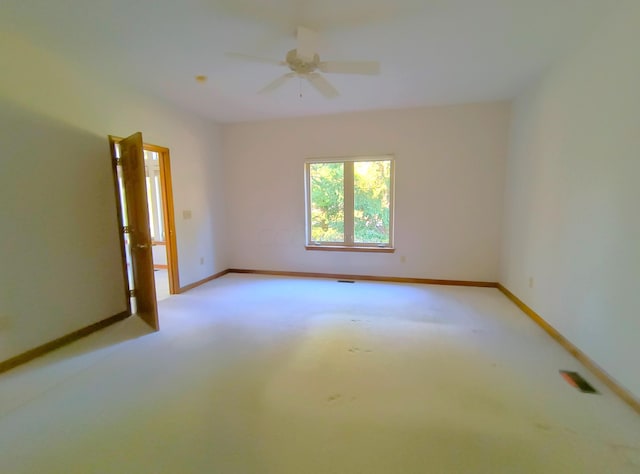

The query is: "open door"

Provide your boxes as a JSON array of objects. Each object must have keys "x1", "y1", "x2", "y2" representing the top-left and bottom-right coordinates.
[{"x1": 117, "y1": 132, "x2": 159, "y2": 330}]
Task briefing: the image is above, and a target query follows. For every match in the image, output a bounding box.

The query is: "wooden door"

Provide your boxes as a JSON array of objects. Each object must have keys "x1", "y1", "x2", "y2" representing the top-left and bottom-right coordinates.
[{"x1": 119, "y1": 132, "x2": 159, "y2": 330}]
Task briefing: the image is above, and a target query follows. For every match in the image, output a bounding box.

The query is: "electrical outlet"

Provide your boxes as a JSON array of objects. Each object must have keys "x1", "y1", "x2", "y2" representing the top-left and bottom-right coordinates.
[
  {"x1": 200, "y1": 257, "x2": 205, "y2": 265},
  {"x1": 528, "y1": 277, "x2": 534, "y2": 289},
  {"x1": 183, "y1": 210, "x2": 192, "y2": 220},
  {"x1": 400, "y1": 256, "x2": 407, "y2": 263}
]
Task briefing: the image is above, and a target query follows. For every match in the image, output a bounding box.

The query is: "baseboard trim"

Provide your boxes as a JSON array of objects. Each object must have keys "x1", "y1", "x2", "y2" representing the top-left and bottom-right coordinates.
[
  {"x1": 0, "y1": 268, "x2": 231, "y2": 374},
  {"x1": 227, "y1": 269, "x2": 498, "y2": 288},
  {"x1": 497, "y1": 283, "x2": 640, "y2": 415},
  {"x1": 0, "y1": 311, "x2": 130, "y2": 375},
  {"x1": 177, "y1": 269, "x2": 231, "y2": 293}
]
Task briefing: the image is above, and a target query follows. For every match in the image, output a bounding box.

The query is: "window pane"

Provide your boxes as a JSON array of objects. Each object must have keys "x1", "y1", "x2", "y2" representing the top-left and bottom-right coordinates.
[
  {"x1": 354, "y1": 160, "x2": 391, "y2": 244},
  {"x1": 310, "y1": 162, "x2": 344, "y2": 242}
]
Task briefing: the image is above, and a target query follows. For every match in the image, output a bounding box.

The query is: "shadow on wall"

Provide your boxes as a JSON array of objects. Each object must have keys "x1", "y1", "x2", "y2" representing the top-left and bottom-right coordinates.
[{"x1": 0, "y1": 97, "x2": 127, "y2": 362}]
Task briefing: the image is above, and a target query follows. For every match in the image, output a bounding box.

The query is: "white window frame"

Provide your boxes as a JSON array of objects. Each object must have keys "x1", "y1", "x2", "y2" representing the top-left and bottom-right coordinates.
[{"x1": 304, "y1": 155, "x2": 395, "y2": 251}]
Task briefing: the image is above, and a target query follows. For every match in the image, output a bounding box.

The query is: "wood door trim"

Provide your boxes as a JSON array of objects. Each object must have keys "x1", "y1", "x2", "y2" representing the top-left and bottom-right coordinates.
[
  {"x1": 497, "y1": 283, "x2": 640, "y2": 415},
  {"x1": 156, "y1": 146, "x2": 180, "y2": 294}
]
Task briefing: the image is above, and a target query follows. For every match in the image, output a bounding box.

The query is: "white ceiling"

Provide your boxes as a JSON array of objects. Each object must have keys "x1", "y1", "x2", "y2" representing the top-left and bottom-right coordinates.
[{"x1": 2, "y1": 0, "x2": 617, "y2": 123}]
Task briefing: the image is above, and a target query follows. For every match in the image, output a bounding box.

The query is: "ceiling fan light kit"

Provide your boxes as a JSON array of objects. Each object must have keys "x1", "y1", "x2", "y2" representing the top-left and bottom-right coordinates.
[
  {"x1": 227, "y1": 26, "x2": 380, "y2": 99},
  {"x1": 286, "y1": 49, "x2": 321, "y2": 74}
]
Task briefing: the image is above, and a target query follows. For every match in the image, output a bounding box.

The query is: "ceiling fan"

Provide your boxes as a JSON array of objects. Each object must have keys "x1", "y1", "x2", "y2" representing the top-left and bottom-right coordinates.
[{"x1": 226, "y1": 27, "x2": 380, "y2": 99}]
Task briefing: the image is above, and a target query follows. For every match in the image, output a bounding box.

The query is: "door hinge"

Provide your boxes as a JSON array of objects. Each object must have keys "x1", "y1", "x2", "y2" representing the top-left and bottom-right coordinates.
[
  {"x1": 122, "y1": 225, "x2": 132, "y2": 234},
  {"x1": 113, "y1": 157, "x2": 121, "y2": 165},
  {"x1": 128, "y1": 289, "x2": 136, "y2": 297}
]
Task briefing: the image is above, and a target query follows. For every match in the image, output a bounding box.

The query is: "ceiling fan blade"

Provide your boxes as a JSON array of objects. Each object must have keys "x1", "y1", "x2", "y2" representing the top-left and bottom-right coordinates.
[
  {"x1": 318, "y1": 61, "x2": 380, "y2": 75},
  {"x1": 226, "y1": 52, "x2": 285, "y2": 66},
  {"x1": 258, "y1": 73, "x2": 296, "y2": 94},
  {"x1": 307, "y1": 73, "x2": 339, "y2": 99},
  {"x1": 296, "y1": 26, "x2": 318, "y2": 62}
]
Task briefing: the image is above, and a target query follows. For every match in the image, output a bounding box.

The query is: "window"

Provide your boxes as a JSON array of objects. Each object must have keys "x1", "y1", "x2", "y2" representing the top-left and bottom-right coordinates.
[{"x1": 305, "y1": 156, "x2": 394, "y2": 251}]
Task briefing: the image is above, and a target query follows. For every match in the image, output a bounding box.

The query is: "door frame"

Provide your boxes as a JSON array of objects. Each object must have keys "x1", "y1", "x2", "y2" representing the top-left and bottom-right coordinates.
[
  {"x1": 144, "y1": 143, "x2": 180, "y2": 294},
  {"x1": 108, "y1": 136, "x2": 180, "y2": 297}
]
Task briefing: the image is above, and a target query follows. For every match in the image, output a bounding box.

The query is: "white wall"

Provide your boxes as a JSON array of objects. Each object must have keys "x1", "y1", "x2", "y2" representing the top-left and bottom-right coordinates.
[
  {"x1": 501, "y1": 1, "x2": 640, "y2": 398},
  {"x1": 0, "y1": 30, "x2": 227, "y2": 361},
  {"x1": 223, "y1": 103, "x2": 510, "y2": 281}
]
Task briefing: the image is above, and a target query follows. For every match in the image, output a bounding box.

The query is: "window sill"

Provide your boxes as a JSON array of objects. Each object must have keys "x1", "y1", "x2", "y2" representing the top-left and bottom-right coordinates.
[{"x1": 305, "y1": 245, "x2": 395, "y2": 253}]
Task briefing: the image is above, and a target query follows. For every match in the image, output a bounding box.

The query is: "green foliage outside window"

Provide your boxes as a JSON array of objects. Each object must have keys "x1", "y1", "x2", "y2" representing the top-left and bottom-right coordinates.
[
  {"x1": 310, "y1": 162, "x2": 344, "y2": 242},
  {"x1": 354, "y1": 161, "x2": 390, "y2": 243},
  {"x1": 309, "y1": 159, "x2": 391, "y2": 245}
]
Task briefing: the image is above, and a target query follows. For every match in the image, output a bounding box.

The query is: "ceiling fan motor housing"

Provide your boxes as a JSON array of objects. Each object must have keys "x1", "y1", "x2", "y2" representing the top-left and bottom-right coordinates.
[{"x1": 286, "y1": 49, "x2": 320, "y2": 74}]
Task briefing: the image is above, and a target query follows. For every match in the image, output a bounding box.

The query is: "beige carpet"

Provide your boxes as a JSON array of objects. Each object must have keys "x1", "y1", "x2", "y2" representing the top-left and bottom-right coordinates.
[
  {"x1": 0, "y1": 274, "x2": 638, "y2": 473},
  {"x1": 154, "y1": 268, "x2": 170, "y2": 301}
]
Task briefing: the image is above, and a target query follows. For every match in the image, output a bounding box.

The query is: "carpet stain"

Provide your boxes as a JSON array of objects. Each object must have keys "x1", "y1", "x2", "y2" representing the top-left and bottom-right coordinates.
[{"x1": 327, "y1": 394, "x2": 342, "y2": 402}]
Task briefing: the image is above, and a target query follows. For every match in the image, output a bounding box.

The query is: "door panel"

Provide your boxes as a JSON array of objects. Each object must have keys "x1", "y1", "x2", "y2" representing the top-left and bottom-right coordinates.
[{"x1": 119, "y1": 132, "x2": 159, "y2": 330}]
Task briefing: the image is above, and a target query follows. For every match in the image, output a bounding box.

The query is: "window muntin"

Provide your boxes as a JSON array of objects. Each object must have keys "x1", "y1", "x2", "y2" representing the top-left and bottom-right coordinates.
[{"x1": 305, "y1": 156, "x2": 394, "y2": 248}]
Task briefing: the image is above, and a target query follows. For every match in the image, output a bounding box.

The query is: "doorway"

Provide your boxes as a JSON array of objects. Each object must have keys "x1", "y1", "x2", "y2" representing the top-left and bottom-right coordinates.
[
  {"x1": 141, "y1": 144, "x2": 179, "y2": 300},
  {"x1": 109, "y1": 135, "x2": 179, "y2": 315}
]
